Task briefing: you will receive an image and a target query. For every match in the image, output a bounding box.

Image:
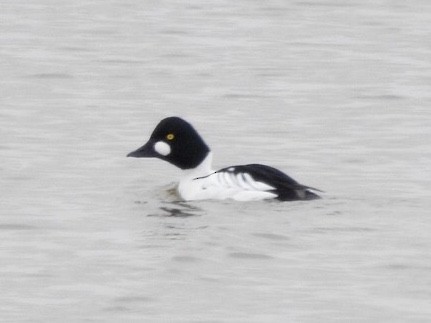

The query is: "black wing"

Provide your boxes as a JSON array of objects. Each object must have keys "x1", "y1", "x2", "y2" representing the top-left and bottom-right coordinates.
[{"x1": 215, "y1": 164, "x2": 321, "y2": 201}]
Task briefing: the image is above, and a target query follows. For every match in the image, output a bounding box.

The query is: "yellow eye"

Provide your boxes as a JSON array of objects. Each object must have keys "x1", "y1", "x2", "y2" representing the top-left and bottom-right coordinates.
[{"x1": 166, "y1": 133, "x2": 175, "y2": 141}]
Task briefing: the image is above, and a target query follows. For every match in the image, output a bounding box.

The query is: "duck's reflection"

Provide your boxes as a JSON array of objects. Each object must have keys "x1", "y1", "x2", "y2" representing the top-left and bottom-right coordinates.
[{"x1": 148, "y1": 201, "x2": 204, "y2": 218}]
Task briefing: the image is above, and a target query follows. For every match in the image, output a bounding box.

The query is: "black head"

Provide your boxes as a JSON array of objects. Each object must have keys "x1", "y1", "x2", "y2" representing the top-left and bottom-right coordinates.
[{"x1": 127, "y1": 117, "x2": 210, "y2": 170}]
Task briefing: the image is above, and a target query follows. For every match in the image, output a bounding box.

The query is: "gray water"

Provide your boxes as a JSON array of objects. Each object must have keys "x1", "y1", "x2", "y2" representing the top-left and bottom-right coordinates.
[{"x1": 1, "y1": 0, "x2": 431, "y2": 322}]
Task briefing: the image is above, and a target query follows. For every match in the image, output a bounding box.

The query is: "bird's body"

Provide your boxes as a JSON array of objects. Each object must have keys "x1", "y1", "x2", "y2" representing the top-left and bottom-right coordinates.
[
  {"x1": 177, "y1": 153, "x2": 280, "y2": 201},
  {"x1": 127, "y1": 117, "x2": 321, "y2": 202}
]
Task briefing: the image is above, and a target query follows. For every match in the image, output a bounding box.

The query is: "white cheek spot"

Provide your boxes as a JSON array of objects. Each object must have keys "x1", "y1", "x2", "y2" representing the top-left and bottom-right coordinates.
[{"x1": 154, "y1": 141, "x2": 171, "y2": 156}]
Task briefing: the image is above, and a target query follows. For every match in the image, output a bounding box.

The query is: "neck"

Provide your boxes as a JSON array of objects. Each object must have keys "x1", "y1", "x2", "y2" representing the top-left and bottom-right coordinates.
[{"x1": 181, "y1": 152, "x2": 214, "y2": 179}]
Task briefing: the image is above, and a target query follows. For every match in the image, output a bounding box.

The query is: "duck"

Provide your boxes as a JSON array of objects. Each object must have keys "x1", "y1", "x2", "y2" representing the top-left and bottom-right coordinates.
[{"x1": 127, "y1": 117, "x2": 321, "y2": 201}]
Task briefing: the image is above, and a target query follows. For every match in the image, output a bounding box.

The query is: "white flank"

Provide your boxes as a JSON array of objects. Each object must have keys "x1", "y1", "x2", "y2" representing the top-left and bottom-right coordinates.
[{"x1": 177, "y1": 154, "x2": 277, "y2": 201}]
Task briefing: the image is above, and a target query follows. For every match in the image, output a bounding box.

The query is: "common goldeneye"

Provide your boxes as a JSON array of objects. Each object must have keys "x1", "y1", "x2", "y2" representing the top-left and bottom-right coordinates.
[{"x1": 127, "y1": 117, "x2": 321, "y2": 201}]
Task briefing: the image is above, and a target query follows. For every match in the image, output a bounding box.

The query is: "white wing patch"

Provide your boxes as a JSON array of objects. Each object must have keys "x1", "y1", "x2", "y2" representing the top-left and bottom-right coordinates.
[
  {"x1": 242, "y1": 173, "x2": 273, "y2": 191},
  {"x1": 213, "y1": 170, "x2": 274, "y2": 191}
]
